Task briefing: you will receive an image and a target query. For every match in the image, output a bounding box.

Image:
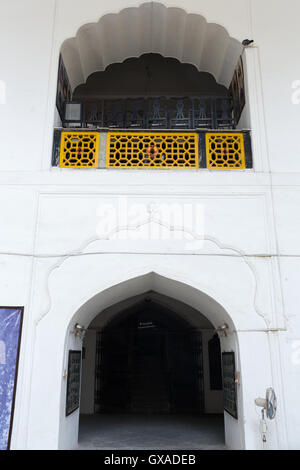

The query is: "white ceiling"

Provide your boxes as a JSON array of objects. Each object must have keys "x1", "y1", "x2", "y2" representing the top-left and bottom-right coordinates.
[
  {"x1": 61, "y1": 2, "x2": 243, "y2": 91},
  {"x1": 74, "y1": 272, "x2": 233, "y2": 331},
  {"x1": 89, "y1": 290, "x2": 214, "y2": 329}
]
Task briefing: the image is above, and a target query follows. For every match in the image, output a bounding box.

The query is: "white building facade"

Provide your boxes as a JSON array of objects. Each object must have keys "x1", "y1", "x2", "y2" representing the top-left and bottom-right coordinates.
[{"x1": 0, "y1": 0, "x2": 300, "y2": 450}]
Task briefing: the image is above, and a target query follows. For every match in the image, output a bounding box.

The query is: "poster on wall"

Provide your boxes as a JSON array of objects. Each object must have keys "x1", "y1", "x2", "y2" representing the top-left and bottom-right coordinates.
[
  {"x1": 56, "y1": 54, "x2": 72, "y2": 120},
  {"x1": 222, "y1": 352, "x2": 238, "y2": 419},
  {"x1": 230, "y1": 56, "x2": 245, "y2": 125},
  {"x1": 66, "y1": 350, "x2": 81, "y2": 416},
  {"x1": 0, "y1": 307, "x2": 24, "y2": 450}
]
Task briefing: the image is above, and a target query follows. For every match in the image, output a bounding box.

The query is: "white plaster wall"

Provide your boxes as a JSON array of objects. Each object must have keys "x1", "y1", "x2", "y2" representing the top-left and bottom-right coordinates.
[
  {"x1": 276, "y1": 258, "x2": 300, "y2": 450},
  {"x1": 0, "y1": 0, "x2": 56, "y2": 171},
  {"x1": 0, "y1": 0, "x2": 299, "y2": 173},
  {"x1": 249, "y1": 0, "x2": 300, "y2": 173},
  {"x1": 221, "y1": 332, "x2": 245, "y2": 450},
  {"x1": 16, "y1": 258, "x2": 282, "y2": 450},
  {"x1": 2, "y1": 186, "x2": 292, "y2": 450}
]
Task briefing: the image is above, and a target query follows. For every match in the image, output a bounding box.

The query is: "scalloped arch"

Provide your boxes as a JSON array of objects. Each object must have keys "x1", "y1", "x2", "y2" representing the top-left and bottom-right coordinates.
[{"x1": 61, "y1": 2, "x2": 243, "y2": 90}]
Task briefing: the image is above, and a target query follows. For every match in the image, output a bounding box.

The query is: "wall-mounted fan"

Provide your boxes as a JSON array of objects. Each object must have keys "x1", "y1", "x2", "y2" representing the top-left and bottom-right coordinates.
[{"x1": 255, "y1": 387, "x2": 277, "y2": 420}]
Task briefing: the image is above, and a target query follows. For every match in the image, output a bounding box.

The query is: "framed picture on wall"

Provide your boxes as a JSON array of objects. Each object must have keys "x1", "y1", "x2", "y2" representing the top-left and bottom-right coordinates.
[
  {"x1": 222, "y1": 351, "x2": 238, "y2": 419},
  {"x1": 66, "y1": 350, "x2": 82, "y2": 416},
  {"x1": 0, "y1": 307, "x2": 24, "y2": 450},
  {"x1": 56, "y1": 54, "x2": 72, "y2": 120}
]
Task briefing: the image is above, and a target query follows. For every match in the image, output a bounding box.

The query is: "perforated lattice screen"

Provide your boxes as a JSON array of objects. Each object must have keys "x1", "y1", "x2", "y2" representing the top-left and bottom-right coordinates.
[
  {"x1": 205, "y1": 133, "x2": 245, "y2": 169},
  {"x1": 106, "y1": 132, "x2": 199, "y2": 168},
  {"x1": 59, "y1": 132, "x2": 99, "y2": 168}
]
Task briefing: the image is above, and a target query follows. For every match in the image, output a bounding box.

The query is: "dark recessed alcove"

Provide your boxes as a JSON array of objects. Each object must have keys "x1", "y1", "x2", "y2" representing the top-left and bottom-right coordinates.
[
  {"x1": 73, "y1": 53, "x2": 229, "y2": 100},
  {"x1": 96, "y1": 300, "x2": 206, "y2": 414}
]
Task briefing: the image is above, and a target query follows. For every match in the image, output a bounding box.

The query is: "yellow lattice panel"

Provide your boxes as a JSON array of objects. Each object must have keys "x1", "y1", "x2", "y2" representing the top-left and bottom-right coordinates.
[
  {"x1": 106, "y1": 132, "x2": 199, "y2": 168},
  {"x1": 206, "y1": 133, "x2": 245, "y2": 169},
  {"x1": 59, "y1": 132, "x2": 99, "y2": 168}
]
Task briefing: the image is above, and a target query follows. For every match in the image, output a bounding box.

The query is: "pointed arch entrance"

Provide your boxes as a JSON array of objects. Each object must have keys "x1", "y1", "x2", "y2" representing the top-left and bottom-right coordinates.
[
  {"x1": 56, "y1": 271, "x2": 245, "y2": 450},
  {"x1": 24, "y1": 251, "x2": 280, "y2": 451},
  {"x1": 78, "y1": 290, "x2": 225, "y2": 449}
]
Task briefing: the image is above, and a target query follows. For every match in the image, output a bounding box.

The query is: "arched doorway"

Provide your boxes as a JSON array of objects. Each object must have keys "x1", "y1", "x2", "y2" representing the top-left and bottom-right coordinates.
[
  {"x1": 78, "y1": 291, "x2": 226, "y2": 449},
  {"x1": 26, "y1": 260, "x2": 274, "y2": 451},
  {"x1": 57, "y1": 270, "x2": 246, "y2": 450}
]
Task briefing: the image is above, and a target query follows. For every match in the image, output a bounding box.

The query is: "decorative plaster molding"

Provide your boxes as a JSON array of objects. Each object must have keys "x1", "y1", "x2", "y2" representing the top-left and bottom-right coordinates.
[{"x1": 36, "y1": 209, "x2": 271, "y2": 328}]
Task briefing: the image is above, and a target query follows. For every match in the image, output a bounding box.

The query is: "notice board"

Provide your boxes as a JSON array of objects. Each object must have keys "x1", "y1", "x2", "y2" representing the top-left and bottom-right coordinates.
[
  {"x1": 222, "y1": 351, "x2": 238, "y2": 419},
  {"x1": 66, "y1": 350, "x2": 81, "y2": 416}
]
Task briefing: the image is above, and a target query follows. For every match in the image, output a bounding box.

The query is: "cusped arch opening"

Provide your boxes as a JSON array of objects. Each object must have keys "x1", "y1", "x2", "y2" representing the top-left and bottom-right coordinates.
[
  {"x1": 54, "y1": 2, "x2": 250, "y2": 161},
  {"x1": 73, "y1": 53, "x2": 230, "y2": 100},
  {"x1": 60, "y1": 2, "x2": 243, "y2": 91}
]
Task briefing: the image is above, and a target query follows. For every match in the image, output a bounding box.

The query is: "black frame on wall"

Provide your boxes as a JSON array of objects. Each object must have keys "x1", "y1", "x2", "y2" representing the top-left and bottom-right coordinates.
[
  {"x1": 66, "y1": 350, "x2": 82, "y2": 417},
  {"x1": 222, "y1": 351, "x2": 238, "y2": 419}
]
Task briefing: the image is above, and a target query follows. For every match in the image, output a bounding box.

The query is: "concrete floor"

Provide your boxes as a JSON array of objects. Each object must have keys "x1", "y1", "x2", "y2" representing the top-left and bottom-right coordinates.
[{"x1": 78, "y1": 414, "x2": 226, "y2": 450}]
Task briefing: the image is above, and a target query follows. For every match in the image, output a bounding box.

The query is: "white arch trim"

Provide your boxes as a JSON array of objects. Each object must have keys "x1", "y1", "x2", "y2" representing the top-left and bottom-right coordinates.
[
  {"x1": 70, "y1": 270, "x2": 235, "y2": 332},
  {"x1": 19, "y1": 264, "x2": 281, "y2": 450},
  {"x1": 61, "y1": 2, "x2": 243, "y2": 90},
  {"x1": 35, "y1": 212, "x2": 271, "y2": 330},
  {"x1": 57, "y1": 270, "x2": 245, "y2": 450}
]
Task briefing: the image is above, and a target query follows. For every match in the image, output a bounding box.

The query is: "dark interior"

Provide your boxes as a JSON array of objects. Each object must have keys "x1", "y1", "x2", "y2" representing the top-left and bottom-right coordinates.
[
  {"x1": 61, "y1": 54, "x2": 235, "y2": 130},
  {"x1": 95, "y1": 301, "x2": 206, "y2": 414},
  {"x1": 73, "y1": 53, "x2": 229, "y2": 99}
]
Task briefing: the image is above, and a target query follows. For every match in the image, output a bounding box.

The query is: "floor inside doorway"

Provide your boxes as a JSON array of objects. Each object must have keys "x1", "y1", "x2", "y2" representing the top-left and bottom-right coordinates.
[{"x1": 78, "y1": 414, "x2": 226, "y2": 450}]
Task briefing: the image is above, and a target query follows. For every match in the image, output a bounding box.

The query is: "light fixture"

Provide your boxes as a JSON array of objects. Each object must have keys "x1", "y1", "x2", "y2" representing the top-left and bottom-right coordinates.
[
  {"x1": 63, "y1": 101, "x2": 82, "y2": 128},
  {"x1": 216, "y1": 323, "x2": 229, "y2": 337},
  {"x1": 74, "y1": 323, "x2": 87, "y2": 340}
]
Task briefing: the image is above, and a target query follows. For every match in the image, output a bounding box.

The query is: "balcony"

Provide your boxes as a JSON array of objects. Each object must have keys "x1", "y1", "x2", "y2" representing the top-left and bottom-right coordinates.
[
  {"x1": 63, "y1": 96, "x2": 236, "y2": 130},
  {"x1": 52, "y1": 129, "x2": 252, "y2": 170},
  {"x1": 53, "y1": 50, "x2": 253, "y2": 170}
]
